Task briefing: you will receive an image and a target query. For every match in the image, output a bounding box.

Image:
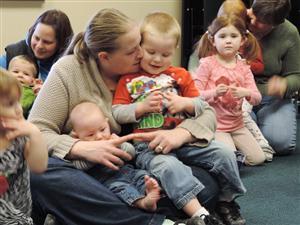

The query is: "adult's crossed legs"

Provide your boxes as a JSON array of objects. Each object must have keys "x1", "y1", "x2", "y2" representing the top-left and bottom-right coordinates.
[
  {"x1": 253, "y1": 97, "x2": 297, "y2": 155},
  {"x1": 31, "y1": 157, "x2": 219, "y2": 225}
]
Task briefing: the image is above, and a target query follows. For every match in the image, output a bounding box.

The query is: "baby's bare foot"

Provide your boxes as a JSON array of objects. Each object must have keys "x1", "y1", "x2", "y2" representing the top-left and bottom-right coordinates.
[{"x1": 136, "y1": 175, "x2": 160, "y2": 211}]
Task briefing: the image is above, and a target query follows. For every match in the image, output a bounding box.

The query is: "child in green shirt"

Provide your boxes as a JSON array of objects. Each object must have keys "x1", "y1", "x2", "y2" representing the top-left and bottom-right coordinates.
[{"x1": 8, "y1": 55, "x2": 42, "y2": 118}]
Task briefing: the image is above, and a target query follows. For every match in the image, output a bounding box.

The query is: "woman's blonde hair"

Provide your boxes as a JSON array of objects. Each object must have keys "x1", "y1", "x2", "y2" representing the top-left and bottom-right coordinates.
[
  {"x1": 141, "y1": 12, "x2": 181, "y2": 47},
  {"x1": 0, "y1": 68, "x2": 22, "y2": 100},
  {"x1": 64, "y1": 8, "x2": 133, "y2": 62},
  {"x1": 198, "y1": 15, "x2": 259, "y2": 61}
]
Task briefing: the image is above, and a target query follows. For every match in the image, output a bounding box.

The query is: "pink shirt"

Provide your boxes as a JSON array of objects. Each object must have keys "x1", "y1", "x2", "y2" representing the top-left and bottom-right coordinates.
[{"x1": 194, "y1": 55, "x2": 261, "y2": 132}]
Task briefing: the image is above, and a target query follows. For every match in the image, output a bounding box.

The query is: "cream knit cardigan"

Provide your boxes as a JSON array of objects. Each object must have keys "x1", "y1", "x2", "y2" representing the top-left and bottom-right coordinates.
[{"x1": 29, "y1": 55, "x2": 217, "y2": 159}]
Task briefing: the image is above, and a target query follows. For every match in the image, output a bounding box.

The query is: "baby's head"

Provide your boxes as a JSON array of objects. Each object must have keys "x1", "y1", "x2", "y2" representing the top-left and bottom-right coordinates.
[
  {"x1": 0, "y1": 69, "x2": 23, "y2": 120},
  {"x1": 8, "y1": 55, "x2": 38, "y2": 86},
  {"x1": 70, "y1": 102, "x2": 111, "y2": 141},
  {"x1": 217, "y1": 0, "x2": 247, "y2": 21},
  {"x1": 140, "y1": 12, "x2": 181, "y2": 75}
]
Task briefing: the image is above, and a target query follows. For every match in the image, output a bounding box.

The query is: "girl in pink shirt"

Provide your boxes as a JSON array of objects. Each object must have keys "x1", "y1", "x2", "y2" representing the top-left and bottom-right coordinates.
[{"x1": 194, "y1": 15, "x2": 266, "y2": 166}]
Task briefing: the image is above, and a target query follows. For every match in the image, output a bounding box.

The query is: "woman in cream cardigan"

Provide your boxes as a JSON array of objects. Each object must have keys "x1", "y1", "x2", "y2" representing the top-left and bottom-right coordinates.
[{"x1": 28, "y1": 8, "x2": 244, "y2": 225}]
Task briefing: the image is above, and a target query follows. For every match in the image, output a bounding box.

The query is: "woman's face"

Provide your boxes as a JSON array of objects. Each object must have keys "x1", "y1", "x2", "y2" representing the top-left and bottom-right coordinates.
[
  {"x1": 101, "y1": 24, "x2": 143, "y2": 77},
  {"x1": 31, "y1": 23, "x2": 58, "y2": 60},
  {"x1": 247, "y1": 8, "x2": 274, "y2": 39}
]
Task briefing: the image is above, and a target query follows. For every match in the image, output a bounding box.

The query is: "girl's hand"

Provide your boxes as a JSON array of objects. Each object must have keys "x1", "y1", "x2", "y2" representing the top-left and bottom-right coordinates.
[
  {"x1": 132, "y1": 128, "x2": 191, "y2": 154},
  {"x1": 230, "y1": 86, "x2": 250, "y2": 99},
  {"x1": 216, "y1": 84, "x2": 229, "y2": 96},
  {"x1": 70, "y1": 134, "x2": 135, "y2": 171},
  {"x1": 1, "y1": 115, "x2": 48, "y2": 173},
  {"x1": 1, "y1": 116, "x2": 40, "y2": 140},
  {"x1": 162, "y1": 92, "x2": 194, "y2": 114}
]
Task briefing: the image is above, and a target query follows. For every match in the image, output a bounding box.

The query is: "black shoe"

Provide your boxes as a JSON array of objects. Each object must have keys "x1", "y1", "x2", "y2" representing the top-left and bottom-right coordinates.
[
  {"x1": 203, "y1": 213, "x2": 225, "y2": 225},
  {"x1": 174, "y1": 216, "x2": 205, "y2": 225},
  {"x1": 216, "y1": 201, "x2": 246, "y2": 225}
]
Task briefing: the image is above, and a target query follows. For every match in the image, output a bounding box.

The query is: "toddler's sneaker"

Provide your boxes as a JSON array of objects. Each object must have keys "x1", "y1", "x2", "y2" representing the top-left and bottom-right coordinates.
[
  {"x1": 174, "y1": 216, "x2": 205, "y2": 225},
  {"x1": 202, "y1": 213, "x2": 225, "y2": 225},
  {"x1": 216, "y1": 201, "x2": 246, "y2": 225},
  {"x1": 174, "y1": 214, "x2": 225, "y2": 225}
]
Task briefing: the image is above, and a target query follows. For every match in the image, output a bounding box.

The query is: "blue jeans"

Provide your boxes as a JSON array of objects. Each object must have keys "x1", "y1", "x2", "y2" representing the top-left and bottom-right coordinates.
[
  {"x1": 97, "y1": 164, "x2": 150, "y2": 206},
  {"x1": 31, "y1": 157, "x2": 219, "y2": 225},
  {"x1": 135, "y1": 140, "x2": 246, "y2": 205},
  {"x1": 253, "y1": 96, "x2": 297, "y2": 154},
  {"x1": 135, "y1": 142, "x2": 203, "y2": 209}
]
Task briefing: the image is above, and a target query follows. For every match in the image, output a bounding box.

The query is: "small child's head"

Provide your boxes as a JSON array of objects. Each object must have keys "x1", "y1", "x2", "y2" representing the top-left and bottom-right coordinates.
[
  {"x1": 70, "y1": 102, "x2": 111, "y2": 141},
  {"x1": 8, "y1": 55, "x2": 38, "y2": 86},
  {"x1": 140, "y1": 12, "x2": 181, "y2": 75},
  {"x1": 0, "y1": 69, "x2": 23, "y2": 119},
  {"x1": 198, "y1": 15, "x2": 259, "y2": 61},
  {"x1": 217, "y1": 0, "x2": 247, "y2": 21}
]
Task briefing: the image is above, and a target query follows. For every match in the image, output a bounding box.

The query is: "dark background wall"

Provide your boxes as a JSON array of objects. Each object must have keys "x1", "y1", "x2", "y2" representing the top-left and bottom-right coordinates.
[{"x1": 181, "y1": 0, "x2": 300, "y2": 67}]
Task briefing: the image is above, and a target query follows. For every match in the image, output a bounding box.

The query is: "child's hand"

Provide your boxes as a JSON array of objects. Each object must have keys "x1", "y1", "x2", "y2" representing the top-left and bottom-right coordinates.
[
  {"x1": 1, "y1": 115, "x2": 48, "y2": 173},
  {"x1": 162, "y1": 92, "x2": 193, "y2": 114},
  {"x1": 139, "y1": 91, "x2": 163, "y2": 114},
  {"x1": 110, "y1": 133, "x2": 120, "y2": 139},
  {"x1": 1, "y1": 116, "x2": 40, "y2": 141},
  {"x1": 230, "y1": 86, "x2": 250, "y2": 99},
  {"x1": 32, "y1": 79, "x2": 43, "y2": 95},
  {"x1": 216, "y1": 84, "x2": 229, "y2": 96}
]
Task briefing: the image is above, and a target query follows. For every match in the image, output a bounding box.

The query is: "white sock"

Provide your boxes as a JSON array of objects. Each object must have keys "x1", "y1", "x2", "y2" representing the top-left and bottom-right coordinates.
[
  {"x1": 162, "y1": 219, "x2": 176, "y2": 225},
  {"x1": 192, "y1": 207, "x2": 209, "y2": 219}
]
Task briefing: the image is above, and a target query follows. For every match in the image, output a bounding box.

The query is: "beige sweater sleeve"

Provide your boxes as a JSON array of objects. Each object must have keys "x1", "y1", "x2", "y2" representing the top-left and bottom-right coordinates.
[
  {"x1": 178, "y1": 103, "x2": 217, "y2": 147},
  {"x1": 28, "y1": 57, "x2": 78, "y2": 159},
  {"x1": 29, "y1": 55, "x2": 121, "y2": 159}
]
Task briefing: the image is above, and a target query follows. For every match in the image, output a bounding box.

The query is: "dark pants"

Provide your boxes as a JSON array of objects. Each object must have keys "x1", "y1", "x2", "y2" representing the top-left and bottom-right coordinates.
[{"x1": 31, "y1": 157, "x2": 219, "y2": 225}]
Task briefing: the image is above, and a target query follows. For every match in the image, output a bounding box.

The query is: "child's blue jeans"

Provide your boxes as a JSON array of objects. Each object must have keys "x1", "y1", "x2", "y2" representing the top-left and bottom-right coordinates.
[{"x1": 135, "y1": 140, "x2": 246, "y2": 209}]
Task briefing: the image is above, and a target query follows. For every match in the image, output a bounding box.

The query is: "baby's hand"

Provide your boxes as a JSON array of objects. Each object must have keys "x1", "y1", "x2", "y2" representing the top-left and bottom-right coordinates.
[
  {"x1": 32, "y1": 79, "x2": 43, "y2": 95},
  {"x1": 110, "y1": 133, "x2": 119, "y2": 139}
]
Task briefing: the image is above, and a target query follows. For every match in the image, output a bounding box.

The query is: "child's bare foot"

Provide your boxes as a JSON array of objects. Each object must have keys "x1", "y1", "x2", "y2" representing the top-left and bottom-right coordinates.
[{"x1": 134, "y1": 175, "x2": 160, "y2": 211}]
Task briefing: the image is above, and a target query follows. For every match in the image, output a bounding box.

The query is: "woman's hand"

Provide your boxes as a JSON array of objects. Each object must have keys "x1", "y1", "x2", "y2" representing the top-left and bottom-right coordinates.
[
  {"x1": 267, "y1": 75, "x2": 287, "y2": 98},
  {"x1": 70, "y1": 134, "x2": 135, "y2": 171},
  {"x1": 132, "y1": 128, "x2": 192, "y2": 154}
]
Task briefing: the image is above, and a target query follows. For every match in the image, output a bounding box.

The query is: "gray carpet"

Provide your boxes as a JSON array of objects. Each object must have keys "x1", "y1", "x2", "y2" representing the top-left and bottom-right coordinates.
[{"x1": 237, "y1": 119, "x2": 300, "y2": 225}]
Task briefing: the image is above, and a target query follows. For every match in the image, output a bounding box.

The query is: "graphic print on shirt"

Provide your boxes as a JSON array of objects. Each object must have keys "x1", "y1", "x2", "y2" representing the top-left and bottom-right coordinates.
[
  {"x1": 215, "y1": 75, "x2": 242, "y2": 112},
  {"x1": 126, "y1": 74, "x2": 185, "y2": 131}
]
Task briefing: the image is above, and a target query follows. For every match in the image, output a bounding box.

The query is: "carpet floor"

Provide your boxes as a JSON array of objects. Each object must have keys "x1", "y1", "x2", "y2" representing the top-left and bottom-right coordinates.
[{"x1": 237, "y1": 119, "x2": 300, "y2": 225}]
